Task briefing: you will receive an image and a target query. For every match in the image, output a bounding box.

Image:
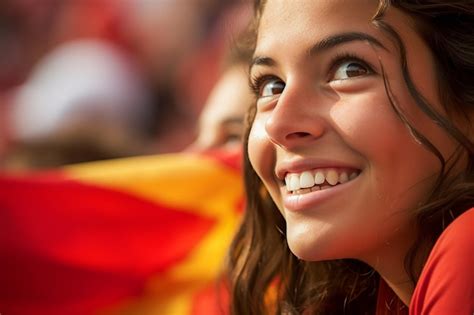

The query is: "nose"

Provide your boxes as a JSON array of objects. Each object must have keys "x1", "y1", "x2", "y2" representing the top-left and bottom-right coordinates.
[{"x1": 264, "y1": 83, "x2": 326, "y2": 150}]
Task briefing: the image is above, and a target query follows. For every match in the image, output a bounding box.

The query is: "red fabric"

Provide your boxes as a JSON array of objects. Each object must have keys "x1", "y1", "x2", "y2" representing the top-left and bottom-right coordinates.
[
  {"x1": 375, "y1": 207, "x2": 474, "y2": 315},
  {"x1": 191, "y1": 280, "x2": 229, "y2": 315},
  {"x1": 202, "y1": 148, "x2": 242, "y2": 172},
  {"x1": 0, "y1": 174, "x2": 215, "y2": 315},
  {"x1": 409, "y1": 208, "x2": 474, "y2": 315}
]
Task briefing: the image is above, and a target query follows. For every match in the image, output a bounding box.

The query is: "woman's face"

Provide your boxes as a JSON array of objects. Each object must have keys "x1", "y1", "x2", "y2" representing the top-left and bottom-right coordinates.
[{"x1": 248, "y1": 0, "x2": 458, "y2": 263}]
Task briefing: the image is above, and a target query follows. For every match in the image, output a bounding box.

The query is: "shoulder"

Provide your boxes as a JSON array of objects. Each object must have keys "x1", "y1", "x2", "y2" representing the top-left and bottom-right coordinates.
[{"x1": 410, "y1": 208, "x2": 474, "y2": 315}]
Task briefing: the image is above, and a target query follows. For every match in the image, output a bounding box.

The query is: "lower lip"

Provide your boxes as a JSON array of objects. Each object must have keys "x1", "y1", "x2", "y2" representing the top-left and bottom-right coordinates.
[{"x1": 282, "y1": 175, "x2": 360, "y2": 212}]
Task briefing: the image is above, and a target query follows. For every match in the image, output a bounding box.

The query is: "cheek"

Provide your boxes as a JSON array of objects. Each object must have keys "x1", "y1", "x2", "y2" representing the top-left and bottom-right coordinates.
[
  {"x1": 248, "y1": 114, "x2": 285, "y2": 212},
  {"x1": 248, "y1": 114, "x2": 276, "y2": 182},
  {"x1": 330, "y1": 91, "x2": 411, "y2": 158},
  {"x1": 331, "y1": 90, "x2": 442, "y2": 206}
]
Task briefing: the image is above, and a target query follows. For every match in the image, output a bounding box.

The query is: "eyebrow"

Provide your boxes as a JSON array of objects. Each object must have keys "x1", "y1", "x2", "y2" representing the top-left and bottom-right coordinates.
[
  {"x1": 250, "y1": 31, "x2": 387, "y2": 70},
  {"x1": 309, "y1": 32, "x2": 387, "y2": 55}
]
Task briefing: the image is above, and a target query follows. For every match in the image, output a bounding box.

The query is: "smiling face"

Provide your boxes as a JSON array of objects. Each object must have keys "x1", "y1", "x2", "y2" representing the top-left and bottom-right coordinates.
[{"x1": 247, "y1": 0, "x2": 459, "y2": 264}]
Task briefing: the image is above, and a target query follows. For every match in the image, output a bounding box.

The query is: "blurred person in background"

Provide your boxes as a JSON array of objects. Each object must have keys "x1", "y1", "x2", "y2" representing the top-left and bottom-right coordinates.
[
  {"x1": 0, "y1": 0, "x2": 252, "y2": 167},
  {"x1": 0, "y1": 0, "x2": 140, "y2": 168},
  {"x1": 0, "y1": 0, "x2": 123, "y2": 91},
  {"x1": 189, "y1": 36, "x2": 254, "y2": 153},
  {"x1": 122, "y1": 0, "x2": 252, "y2": 152},
  {"x1": 2, "y1": 39, "x2": 156, "y2": 170},
  {"x1": 0, "y1": 27, "x2": 256, "y2": 315},
  {"x1": 190, "y1": 64, "x2": 251, "y2": 153}
]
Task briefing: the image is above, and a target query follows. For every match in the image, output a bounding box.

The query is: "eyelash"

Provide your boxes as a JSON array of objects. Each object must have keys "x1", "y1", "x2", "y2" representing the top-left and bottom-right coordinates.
[
  {"x1": 327, "y1": 52, "x2": 376, "y2": 81},
  {"x1": 249, "y1": 52, "x2": 376, "y2": 97},
  {"x1": 249, "y1": 74, "x2": 279, "y2": 97}
]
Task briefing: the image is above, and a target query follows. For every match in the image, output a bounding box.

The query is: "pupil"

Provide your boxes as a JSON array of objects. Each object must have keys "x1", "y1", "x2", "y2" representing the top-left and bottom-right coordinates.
[
  {"x1": 346, "y1": 63, "x2": 366, "y2": 77},
  {"x1": 271, "y1": 82, "x2": 284, "y2": 94}
]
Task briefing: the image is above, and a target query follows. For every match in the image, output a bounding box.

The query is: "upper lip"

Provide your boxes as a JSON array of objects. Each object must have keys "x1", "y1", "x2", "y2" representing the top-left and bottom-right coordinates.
[{"x1": 275, "y1": 158, "x2": 361, "y2": 180}]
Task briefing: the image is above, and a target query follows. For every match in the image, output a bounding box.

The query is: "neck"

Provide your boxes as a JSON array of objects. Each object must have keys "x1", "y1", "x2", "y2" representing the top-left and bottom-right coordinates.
[
  {"x1": 379, "y1": 268, "x2": 414, "y2": 306},
  {"x1": 362, "y1": 231, "x2": 417, "y2": 306}
]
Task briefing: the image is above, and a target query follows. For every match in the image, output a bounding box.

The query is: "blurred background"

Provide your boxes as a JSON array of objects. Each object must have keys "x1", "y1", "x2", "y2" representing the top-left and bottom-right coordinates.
[
  {"x1": 0, "y1": 2, "x2": 255, "y2": 314},
  {"x1": 0, "y1": 0, "x2": 253, "y2": 170}
]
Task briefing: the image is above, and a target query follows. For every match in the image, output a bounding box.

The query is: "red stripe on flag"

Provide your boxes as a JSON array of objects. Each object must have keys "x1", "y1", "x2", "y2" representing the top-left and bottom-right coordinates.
[
  {"x1": 0, "y1": 251, "x2": 144, "y2": 315},
  {"x1": 0, "y1": 175, "x2": 216, "y2": 314},
  {"x1": 191, "y1": 280, "x2": 230, "y2": 315}
]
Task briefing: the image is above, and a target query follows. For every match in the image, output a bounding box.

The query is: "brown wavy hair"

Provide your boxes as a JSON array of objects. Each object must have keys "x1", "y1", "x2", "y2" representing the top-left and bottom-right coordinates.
[{"x1": 227, "y1": 0, "x2": 474, "y2": 314}]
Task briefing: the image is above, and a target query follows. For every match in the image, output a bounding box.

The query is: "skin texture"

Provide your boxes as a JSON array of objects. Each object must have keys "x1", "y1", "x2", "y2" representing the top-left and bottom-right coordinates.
[{"x1": 247, "y1": 0, "x2": 459, "y2": 305}]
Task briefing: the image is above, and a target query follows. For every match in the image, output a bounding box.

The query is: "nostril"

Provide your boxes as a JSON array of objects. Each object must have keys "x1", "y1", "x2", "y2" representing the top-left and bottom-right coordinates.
[{"x1": 286, "y1": 132, "x2": 311, "y2": 140}]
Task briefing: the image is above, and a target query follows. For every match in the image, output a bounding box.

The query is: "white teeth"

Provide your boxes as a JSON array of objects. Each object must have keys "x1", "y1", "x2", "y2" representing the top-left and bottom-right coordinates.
[
  {"x1": 326, "y1": 169, "x2": 339, "y2": 186},
  {"x1": 339, "y1": 172, "x2": 349, "y2": 184},
  {"x1": 300, "y1": 171, "x2": 315, "y2": 188},
  {"x1": 289, "y1": 174, "x2": 300, "y2": 191},
  {"x1": 285, "y1": 169, "x2": 360, "y2": 193},
  {"x1": 314, "y1": 171, "x2": 325, "y2": 185}
]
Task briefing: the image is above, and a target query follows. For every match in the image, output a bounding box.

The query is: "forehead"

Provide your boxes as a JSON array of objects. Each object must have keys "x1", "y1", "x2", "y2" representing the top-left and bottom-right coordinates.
[{"x1": 256, "y1": 0, "x2": 381, "y2": 54}]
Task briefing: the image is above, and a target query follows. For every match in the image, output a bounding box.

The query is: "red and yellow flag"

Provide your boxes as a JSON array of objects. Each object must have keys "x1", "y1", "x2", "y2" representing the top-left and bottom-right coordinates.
[{"x1": 0, "y1": 150, "x2": 243, "y2": 315}]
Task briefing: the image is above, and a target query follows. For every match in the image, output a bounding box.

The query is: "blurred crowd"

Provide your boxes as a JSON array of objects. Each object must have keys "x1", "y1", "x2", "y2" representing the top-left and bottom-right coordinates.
[{"x1": 0, "y1": 0, "x2": 253, "y2": 170}]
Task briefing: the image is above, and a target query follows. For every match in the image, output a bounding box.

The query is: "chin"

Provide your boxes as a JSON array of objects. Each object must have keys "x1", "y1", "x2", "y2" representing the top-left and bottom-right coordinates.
[{"x1": 286, "y1": 229, "x2": 335, "y2": 262}]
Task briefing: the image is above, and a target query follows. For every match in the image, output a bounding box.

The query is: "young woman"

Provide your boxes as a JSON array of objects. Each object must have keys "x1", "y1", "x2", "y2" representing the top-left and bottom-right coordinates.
[{"x1": 228, "y1": 1, "x2": 474, "y2": 314}]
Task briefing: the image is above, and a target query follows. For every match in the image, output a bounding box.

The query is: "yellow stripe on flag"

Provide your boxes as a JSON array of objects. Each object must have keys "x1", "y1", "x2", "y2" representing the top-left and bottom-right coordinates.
[
  {"x1": 64, "y1": 154, "x2": 242, "y2": 219},
  {"x1": 64, "y1": 153, "x2": 243, "y2": 315}
]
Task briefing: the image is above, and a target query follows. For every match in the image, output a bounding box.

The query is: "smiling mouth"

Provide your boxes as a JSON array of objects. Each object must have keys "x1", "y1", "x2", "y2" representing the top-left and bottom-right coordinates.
[{"x1": 284, "y1": 168, "x2": 360, "y2": 194}]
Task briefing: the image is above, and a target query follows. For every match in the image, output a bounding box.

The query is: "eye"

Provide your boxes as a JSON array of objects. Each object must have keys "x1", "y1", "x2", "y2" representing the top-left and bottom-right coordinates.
[
  {"x1": 331, "y1": 60, "x2": 372, "y2": 81},
  {"x1": 251, "y1": 75, "x2": 285, "y2": 98},
  {"x1": 261, "y1": 79, "x2": 285, "y2": 97}
]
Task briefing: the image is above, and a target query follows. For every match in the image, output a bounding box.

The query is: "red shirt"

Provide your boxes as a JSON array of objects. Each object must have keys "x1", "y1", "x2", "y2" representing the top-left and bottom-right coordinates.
[
  {"x1": 410, "y1": 207, "x2": 474, "y2": 315},
  {"x1": 376, "y1": 208, "x2": 474, "y2": 315}
]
